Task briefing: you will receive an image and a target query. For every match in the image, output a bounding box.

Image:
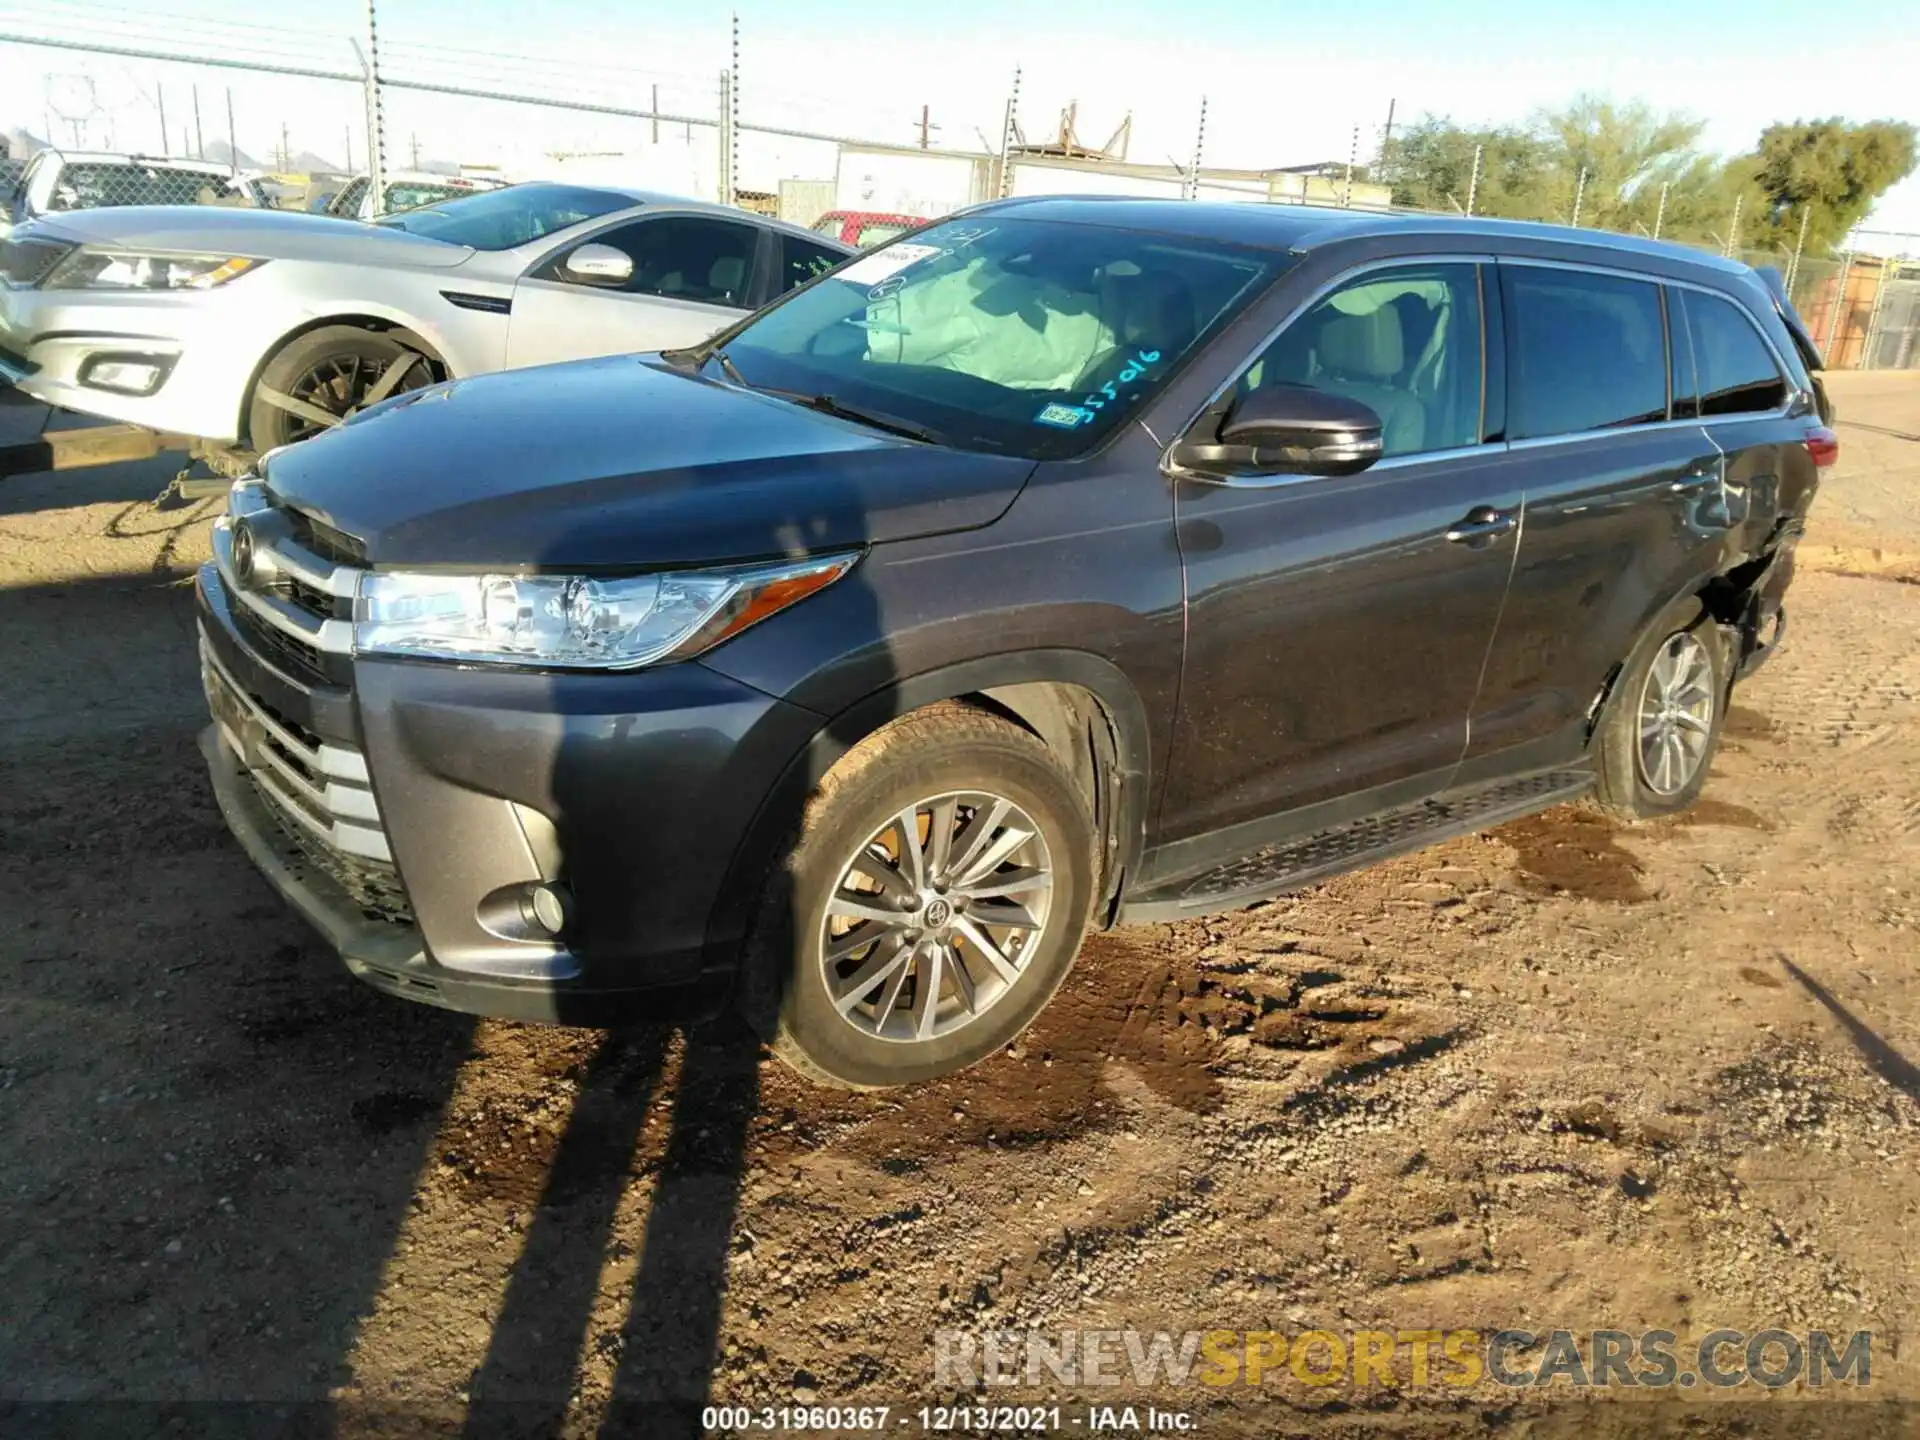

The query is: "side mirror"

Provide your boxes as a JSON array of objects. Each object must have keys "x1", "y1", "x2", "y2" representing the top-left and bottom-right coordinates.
[
  {"x1": 563, "y1": 243, "x2": 634, "y2": 286},
  {"x1": 1174, "y1": 384, "x2": 1384, "y2": 480}
]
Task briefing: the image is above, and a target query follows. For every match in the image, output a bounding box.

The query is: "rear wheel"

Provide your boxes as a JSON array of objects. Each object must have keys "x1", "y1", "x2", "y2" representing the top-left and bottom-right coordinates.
[
  {"x1": 746, "y1": 705, "x2": 1097, "y2": 1089},
  {"x1": 1590, "y1": 600, "x2": 1730, "y2": 821},
  {"x1": 246, "y1": 325, "x2": 437, "y2": 450}
]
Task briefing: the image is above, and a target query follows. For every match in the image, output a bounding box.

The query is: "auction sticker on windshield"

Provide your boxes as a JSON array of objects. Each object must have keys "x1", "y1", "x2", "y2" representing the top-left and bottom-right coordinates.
[{"x1": 835, "y1": 243, "x2": 943, "y2": 287}]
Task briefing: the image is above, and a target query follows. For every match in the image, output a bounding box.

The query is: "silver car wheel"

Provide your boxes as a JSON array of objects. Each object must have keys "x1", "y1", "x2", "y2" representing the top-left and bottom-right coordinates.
[
  {"x1": 1637, "y1": 631, "x2": 1715, "y2": 796},
  {"x1": 819, "y1": 790, "x2": 1054, "y2": 1044}
]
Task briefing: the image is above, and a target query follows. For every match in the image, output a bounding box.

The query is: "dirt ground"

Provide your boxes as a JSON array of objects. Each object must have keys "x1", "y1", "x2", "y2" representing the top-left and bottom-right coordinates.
[{"x1": 1, "y1": 374, "x2": 1917, "y2": 1439}]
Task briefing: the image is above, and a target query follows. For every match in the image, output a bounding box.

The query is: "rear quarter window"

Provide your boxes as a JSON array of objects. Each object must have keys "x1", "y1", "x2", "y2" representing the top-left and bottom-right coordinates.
[
  {"x1": 1676, "y1": 289, "x2": 1788, "y2": 417},
  {"x1": 1504, "y1": 265, "x2": 1668, "y2": 440}
]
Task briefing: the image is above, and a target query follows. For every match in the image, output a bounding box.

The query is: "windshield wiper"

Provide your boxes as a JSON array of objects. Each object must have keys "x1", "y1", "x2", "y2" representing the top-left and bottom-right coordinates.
[{"x1": 774, "y1": 391, "x2": 940, "y2": 445}]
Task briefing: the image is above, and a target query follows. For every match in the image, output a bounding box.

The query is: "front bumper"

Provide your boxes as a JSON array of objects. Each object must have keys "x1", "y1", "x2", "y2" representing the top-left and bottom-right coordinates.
[
  {"x1": 195, "y1": 561, "x2": 826, "y2": 1024},
  {"x1": 0, "y1": 283, "x2": 260, "y2": 441}
]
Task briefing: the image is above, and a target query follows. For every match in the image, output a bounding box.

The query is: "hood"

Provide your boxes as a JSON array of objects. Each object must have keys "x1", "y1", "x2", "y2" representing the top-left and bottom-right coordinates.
[
  {"x1": 262, "y1": 356, "x2": 1036, "y2": 568},
  {"x1": 30, "y1": 206, "x2": 475, "y2": 270}
]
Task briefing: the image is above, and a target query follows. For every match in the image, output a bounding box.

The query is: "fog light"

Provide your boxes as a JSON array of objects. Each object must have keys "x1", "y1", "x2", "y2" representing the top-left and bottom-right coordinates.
[
  {"x1": 525, "y1": 883, "x2": 572, "y2": 937},
  {"x1": 79, "y1": 353, "x2": 172, "y2": 396}
]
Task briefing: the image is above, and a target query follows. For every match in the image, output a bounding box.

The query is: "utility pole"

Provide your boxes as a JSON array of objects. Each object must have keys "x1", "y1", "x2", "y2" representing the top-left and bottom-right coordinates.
[
  {"x1": 344, "y1": 125, "x2": 353, "y2": 173},
  {"x1": 1724, "y1": 193, "x2": 1743, "y2": 257},
  {"x1": 280, "y1": 121, "x2": 290, "y2": 171},
  {"x1": 1342, "y1": 122, "x2": 1359, "y2": 208},
  {"x1": 1465, "y1": 143, "x2": 1483, "y2": 216},
  {"x1": 1570, "y1": 166, "x2": 1588, "y2": 227},
  {"x1": 226, "y1": 89, "x2": 237, "y2": 174},
  {"x1": 651, "y1": 83, "x2": 659, "y2": 145},
  {"x1": 1377, "y1": 96, "x2": 1396, "y2": 172},
  {"x1": 192, "y1": 85, "x2": 204, "y2": 159},
  {"x1": 919, "y1": 104, "x2": 931, "y2": 150},
  {"x1": 1653, "y1": 181, "x2": 1668, "y2": 240},
  {"x1": 410, "y1": 132, "x2": 420, "y2": 169},
  {"x1": 157, "y1": 85, "x2": 168, "y2": 156}
]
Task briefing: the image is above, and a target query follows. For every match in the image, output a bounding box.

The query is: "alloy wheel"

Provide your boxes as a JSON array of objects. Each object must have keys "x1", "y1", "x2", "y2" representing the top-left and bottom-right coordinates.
[
  {"x1": 818, "y1": 790, "x2": 1054, "y2": 1044},
  {"x1": 1637, "y1": 631, "x2": 1715, "y2": 796}
]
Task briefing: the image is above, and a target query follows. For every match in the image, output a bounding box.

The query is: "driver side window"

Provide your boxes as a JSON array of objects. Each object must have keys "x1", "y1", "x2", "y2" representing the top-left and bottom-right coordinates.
[
  {"x1": 561, "y1": 216, "x2": 760, "y2": 308},
  {"x1": 1240, "y1": 263, "x2": 1484, "y2": 459}
]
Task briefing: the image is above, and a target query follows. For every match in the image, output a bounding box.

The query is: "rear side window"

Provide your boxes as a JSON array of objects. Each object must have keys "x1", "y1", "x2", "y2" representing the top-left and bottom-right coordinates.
[
  {"x1": 780, "y1": 234, "x2": 844, "y2": 293},
  {"x1": 1676, "y1": 289, "x2": 1787, "y2": 417},
  {"x1": 1504, "y1": 266, "x2": 1668, "y2": 439}
]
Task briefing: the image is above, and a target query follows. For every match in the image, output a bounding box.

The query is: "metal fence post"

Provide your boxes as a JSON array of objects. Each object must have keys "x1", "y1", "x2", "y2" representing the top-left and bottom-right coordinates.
[
  {"x1": 362, "y1": 0, "x2": 386, "y2": 212},
  {"x1": 717, "y1": 71, "x2": 732, "y2": 206},
  {"x1": 727, "y1": 11, "x2": 740, "y2": 207},
  {"x1": 1188, "y1": 97, "x2": 1207, "y2": 201},
  {"x1": 1822, "y1": 249, "x2": 1855, "y2": 367},
  {"x1": 1465, "y1": 143, "x2": 1482, "y2": 216},
  {"x1": 1859, "y1": 260, "x2": 1892, "y2": 371},
  {"x1": 1785, "y1": 206, "x2": 1811, "y2": 299},
  {"x1": 1653, "y1": 181, "x2": 1668, "y2": 240},
  {"x1": 997, "y1": 66, "x2": 1021, "y2": 199}
]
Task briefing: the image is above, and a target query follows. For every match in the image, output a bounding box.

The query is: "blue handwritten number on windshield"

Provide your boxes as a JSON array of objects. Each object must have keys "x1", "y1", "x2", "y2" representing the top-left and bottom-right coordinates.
[{"x1": 1080, "y1": 349, "x2": 1162, "y2": 412}]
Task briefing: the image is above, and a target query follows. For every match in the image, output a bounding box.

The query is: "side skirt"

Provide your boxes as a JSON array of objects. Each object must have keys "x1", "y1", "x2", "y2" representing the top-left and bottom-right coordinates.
[{"x1": 1118, "y1": 767, "x2": 1593, "y2": 924}]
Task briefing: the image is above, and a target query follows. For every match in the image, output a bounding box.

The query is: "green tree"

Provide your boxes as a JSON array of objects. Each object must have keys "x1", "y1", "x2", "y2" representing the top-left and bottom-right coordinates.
[{"x1": 1748, "y1": 119, "x2": 1918, "y2": 253}]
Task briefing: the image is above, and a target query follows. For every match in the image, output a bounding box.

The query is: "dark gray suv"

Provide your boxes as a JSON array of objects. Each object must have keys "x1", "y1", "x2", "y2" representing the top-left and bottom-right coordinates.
[{"x1": 194, "y1": 198, "x2": 1834, "y2": 1087}]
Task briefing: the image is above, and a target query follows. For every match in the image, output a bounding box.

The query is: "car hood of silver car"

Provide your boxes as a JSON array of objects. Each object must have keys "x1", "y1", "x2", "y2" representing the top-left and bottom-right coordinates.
[{"x1": 23, "y1": 206, "x2": 477, "y2": 270}]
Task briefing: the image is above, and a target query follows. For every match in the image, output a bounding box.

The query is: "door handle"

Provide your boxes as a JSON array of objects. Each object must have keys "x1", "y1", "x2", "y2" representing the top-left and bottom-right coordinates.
[
  {"x1": 1671, "y1": 460, "x2": 1723, "y2": 493},
  {"x1": 1445, "y1": 508, "x2": 1517, "y2": 544}
]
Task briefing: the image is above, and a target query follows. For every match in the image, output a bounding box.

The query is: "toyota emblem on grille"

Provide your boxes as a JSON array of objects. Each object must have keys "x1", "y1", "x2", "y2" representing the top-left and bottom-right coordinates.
[{"x1": 231, "y1": 519, "x2": 258, "y2": 586}]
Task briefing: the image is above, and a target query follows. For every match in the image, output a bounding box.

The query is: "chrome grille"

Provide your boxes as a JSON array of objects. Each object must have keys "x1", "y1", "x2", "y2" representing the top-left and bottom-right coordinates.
[
  {"x1": 199, "y1": 632, "x2": 412, "y2": 925},
  {"x1": 210, "y1": 484, "x2": 363, "y2": 686}
]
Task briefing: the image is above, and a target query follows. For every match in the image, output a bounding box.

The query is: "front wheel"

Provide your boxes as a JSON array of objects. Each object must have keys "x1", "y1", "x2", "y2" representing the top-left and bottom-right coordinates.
[
  {"x1": 246, "y1": 325, "x2": 437, "y2": 450},
  {"x1": 746, "y1": 704, "x2": 1098, "y2": 1090},
  {"x1": 1590, "y1": 600, "x2": 1730, "y2": 821}
]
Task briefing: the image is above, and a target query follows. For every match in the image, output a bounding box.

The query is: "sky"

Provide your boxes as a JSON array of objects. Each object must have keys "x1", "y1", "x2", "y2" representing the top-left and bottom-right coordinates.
[{"x1": 3, "y1": 0, "x2": 1918, "y2": 237}]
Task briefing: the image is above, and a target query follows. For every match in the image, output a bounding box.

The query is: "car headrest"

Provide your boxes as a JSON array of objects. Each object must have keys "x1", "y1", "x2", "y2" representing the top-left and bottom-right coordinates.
[
  {"x1": 1318, "y1": 306, "x2": 1405, "y2": 380},
  {"x1": 709, "y1": 255, "x2": 746, "y2": 296}
]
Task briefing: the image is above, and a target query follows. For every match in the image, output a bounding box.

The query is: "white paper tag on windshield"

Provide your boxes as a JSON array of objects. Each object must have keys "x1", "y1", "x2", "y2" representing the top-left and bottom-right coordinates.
[{"x1": 835, "y1": 242, "x2": 942, "y2": 287}]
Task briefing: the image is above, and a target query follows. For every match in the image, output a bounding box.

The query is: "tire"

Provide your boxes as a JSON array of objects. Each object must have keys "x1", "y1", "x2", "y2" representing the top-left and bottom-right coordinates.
[
  {"x1": 744, "y1": 703, "x2": 1098, "y2": 1090},
  {"x1": 246, "y1": 325, "x2": 435, "y2": 451},
  {"x1": 1589, "y1": 598, "x2": 1731, "y2": 822}
]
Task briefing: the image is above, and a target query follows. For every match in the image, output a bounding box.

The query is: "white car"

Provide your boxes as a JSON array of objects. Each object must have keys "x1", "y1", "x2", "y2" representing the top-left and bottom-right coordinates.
[
  {"x1": 0, "y1": 182, "x2": 852, "y2": 452},
  {"x1": 324, "y1": 170, "x2": 508, "y2": 220},
  {"x1": 2, "y1": 151, "x2": 270, "y2": 240}
]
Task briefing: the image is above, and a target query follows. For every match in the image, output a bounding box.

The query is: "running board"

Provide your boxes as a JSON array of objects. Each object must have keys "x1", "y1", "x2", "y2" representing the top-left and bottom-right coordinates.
[{"x1": 1121, "y1": 769, "x2": 1593, "y2": 923}]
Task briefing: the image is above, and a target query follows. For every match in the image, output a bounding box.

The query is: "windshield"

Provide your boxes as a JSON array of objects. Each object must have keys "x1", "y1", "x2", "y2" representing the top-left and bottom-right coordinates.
[
  {"x1": 376, "y1": 184, "x2": 633, "y2": 250},
  {"x1": 714, "y1": 217, "x2": 1283, "y2": 459}
]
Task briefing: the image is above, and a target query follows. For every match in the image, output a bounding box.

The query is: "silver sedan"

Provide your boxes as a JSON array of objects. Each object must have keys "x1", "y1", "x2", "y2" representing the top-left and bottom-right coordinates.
[{"x1": 0, "y1": 182, "x2": 852, "y2": 451}]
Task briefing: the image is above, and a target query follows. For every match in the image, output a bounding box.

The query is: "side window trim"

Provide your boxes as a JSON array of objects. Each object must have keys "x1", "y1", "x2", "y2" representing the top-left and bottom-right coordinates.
[{"x1": 1168, "y1": 251, "x2": 1506, "y2": 470}]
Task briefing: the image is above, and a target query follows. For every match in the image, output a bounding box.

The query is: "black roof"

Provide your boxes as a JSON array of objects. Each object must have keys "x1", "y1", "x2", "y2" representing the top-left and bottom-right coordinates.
[{"x1": 972, "y1": 195, "x2": 1748, "y2": 276}]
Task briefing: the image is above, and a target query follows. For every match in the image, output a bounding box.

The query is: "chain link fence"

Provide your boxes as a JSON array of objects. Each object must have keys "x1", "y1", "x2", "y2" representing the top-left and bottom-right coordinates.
[{"x1": 3, "y1": 15, "x2": 1916, "y2": 368}]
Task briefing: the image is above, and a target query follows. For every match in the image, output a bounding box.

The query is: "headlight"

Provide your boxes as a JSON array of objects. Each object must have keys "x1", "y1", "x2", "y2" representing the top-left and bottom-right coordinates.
[
  {"x1": 42, "y1": 249, "x2": 265, "y2": 291},
  {"x1": 353, "y1": 554, "x2": 859, "y2": 669}
]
